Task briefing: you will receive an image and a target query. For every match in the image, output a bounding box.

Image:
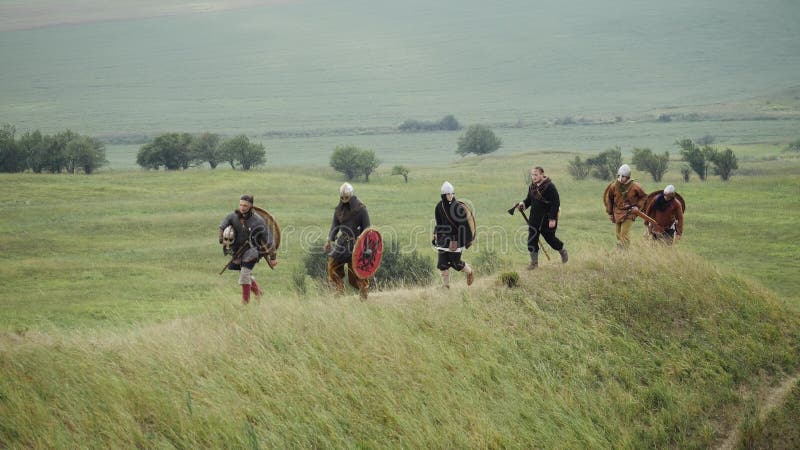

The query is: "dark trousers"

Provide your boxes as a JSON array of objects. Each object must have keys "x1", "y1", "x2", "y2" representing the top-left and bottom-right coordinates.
[
  {"x1": 437, "y1": 251, "x2": 466, "y2": 271},
  {"x1": 528, "y1": 226, "x2": 564, "y2": 253}
]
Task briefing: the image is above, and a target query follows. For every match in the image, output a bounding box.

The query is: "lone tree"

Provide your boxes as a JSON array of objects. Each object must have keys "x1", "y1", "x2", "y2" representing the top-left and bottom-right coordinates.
[
  {"x1": 330, "y1": 145, "x2": 380, "y2": 181},
  {"x1": 456, "y1": 124, "x2": 502, "y2": 156},
  {"x1": 586, "y1": 146, "x2": 623, "y2": 181},
  {"x1": 391, "y1": 165, "x2": 410, "y2": 183},
  {"x1": 357, "y1": 149, "x2": 381, "y2": 182},
  {"x1": 220, "y1": 135, "x2": 266, "y2": 171},
  {"x1": 330, "y1": 145, "x2": 362, "y2": 180},
  {"x1": 566, "y1": 155, "x2": 590, "y2": 180},
  {"x1": 711, "y1": 148, "x2": 738, "y2": 181},
  {"x1": 631, "y1": 147, "x2": 670, "y2": 182}
]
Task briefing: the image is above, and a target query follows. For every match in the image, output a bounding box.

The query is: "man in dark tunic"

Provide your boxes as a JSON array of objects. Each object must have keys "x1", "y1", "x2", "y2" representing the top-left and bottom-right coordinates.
[
  {"x1": 433, "y1": 181, "x2": 474, "y2": 288},
  {"x1": 219, "y1": 194, "x2": 277, "y2": 304},
  {"x1": 324, "y1": 182, "x2": 371, "y2": 300},
  {"x1": 516, "y1": 166, "x2": 568, "y2": 269}
]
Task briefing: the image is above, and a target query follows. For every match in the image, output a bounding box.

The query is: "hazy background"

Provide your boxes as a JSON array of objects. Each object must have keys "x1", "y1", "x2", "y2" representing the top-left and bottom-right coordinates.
[{"x1": 1, "y1": 0, "x2": 799, "y2": 166}]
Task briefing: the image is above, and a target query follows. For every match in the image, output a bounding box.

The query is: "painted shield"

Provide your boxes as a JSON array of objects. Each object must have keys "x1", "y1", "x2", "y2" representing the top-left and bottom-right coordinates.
[
  {"x1": 644, "y1": 190, "x2": 686, "y2": 213},
  {"x1": 352, "y1": 227, "x2": 383, "y2": 280},
  {"x1": 252, "y1": 206, "x2": 281, "y2": 251}
]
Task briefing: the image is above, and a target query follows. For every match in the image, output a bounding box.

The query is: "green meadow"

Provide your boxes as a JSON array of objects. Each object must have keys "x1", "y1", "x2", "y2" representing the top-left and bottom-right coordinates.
[
  {"x1": 2, "y1": 147, "x2": 800, "y2": 447},
  {"x1": 3, "y1": 0, "x2": 800, "y2": 446}
]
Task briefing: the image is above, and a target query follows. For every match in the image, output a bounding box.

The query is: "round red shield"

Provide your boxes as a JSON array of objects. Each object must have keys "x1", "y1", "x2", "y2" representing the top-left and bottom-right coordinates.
[{"x1": 352, "y1": 227, "x2": 383, "y2": 279}]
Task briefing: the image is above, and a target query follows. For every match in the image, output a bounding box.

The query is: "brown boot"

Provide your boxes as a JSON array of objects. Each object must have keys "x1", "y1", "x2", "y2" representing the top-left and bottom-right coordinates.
[
  {"x1": 464, "y1": 263, "x2": 474, "y2": 286},
  {"x1": 359, "y1": 285, "x2": 368, "y2": 301},
  {"x1": 559, "y1": 248, "x2": 569, "y2": 263}
]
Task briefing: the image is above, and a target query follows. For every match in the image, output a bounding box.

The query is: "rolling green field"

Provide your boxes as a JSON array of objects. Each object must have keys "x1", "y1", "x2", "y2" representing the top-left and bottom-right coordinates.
[
  {"x1": 3, "y1": 0, "x2": 800, "y2": 446},
  {"x1": 2, "y1": 147, "x2": 800, "y2": 447},
  {"x1": 2, "y1": 0, "x2": 800, "y2": 166},
  {"x1": 2, "y1": 147, "x2": 799, "y2": 328}
]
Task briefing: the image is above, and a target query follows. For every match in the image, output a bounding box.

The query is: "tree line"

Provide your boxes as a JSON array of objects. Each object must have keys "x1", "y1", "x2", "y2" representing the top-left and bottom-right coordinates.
[
  {"x1": 567, "y1": 137, "x2": 739, "y2": 182},
  {"x1": 0, "y1": 124, "x2": 107, "y2": 174},
  {"x1": 136, "y1": 132, "x2": 265, "y2": 171}
]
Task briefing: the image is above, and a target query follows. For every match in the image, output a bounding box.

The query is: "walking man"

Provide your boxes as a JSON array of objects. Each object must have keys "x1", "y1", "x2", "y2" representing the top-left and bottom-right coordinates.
[
  {"x1": 516, "y1": 166, "x2": 568, "y2": 269},
  {"x1": 644, "y1": 184, "x2": 684, "y2": 244},
  {"x1": 604, "y1": 164, "x2": 648, "y2": 249},
  {"x1": 434, "y1": 181, "x2": 475, "y2": 287},
  {"x1": 324, "y1": 182, "x2": 371, "y2": 300},
  {"x1": 219, "y1": 195, "x2": 277, "y2": 304}
]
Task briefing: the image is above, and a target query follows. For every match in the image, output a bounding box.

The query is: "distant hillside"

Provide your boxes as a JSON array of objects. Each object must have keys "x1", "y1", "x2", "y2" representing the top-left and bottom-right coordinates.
[
  {"x1": 1, "y1": 249, "x2": 798, "y2": 447},
  {"x1": 0, "y1": 0, "x2": 292, "y2": 32}
]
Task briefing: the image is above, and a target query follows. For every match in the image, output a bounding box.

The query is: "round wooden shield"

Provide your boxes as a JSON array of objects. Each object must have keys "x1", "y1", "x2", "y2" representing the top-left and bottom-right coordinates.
[
  {"x1": 643, "y1": 190, "x2": 686, "y2": 213},
  {"x1": 458, "y1": 200, "x2": 476, "y2": 245},
  {"x1": 252, "y1": 206, "x2": 281, "y2": 251},
  {"x1": 352, "y1": 227, "x2": 383, "y2": 280}
]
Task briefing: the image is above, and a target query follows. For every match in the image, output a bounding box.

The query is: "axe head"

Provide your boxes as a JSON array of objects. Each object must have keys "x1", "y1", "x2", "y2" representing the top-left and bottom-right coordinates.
[{"x1": 507, "y1": 206, "x2": 517, "y2": 216}]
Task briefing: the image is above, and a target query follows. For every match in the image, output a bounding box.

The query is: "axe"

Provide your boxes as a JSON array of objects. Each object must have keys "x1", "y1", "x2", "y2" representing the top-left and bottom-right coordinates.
[{"x1": 507, "y1": 205, "x2": 551, "y2": 261}]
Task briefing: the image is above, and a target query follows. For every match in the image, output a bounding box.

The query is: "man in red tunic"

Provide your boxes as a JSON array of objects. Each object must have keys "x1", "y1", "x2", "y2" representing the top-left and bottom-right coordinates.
[{"x1": 644, "y1": 184, "x2": 684, "y2": 244}]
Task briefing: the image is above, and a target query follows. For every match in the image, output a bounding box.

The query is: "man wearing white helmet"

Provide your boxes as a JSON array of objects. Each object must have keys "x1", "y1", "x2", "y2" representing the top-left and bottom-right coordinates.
[
  {"x1": 516, "y1": 166, "x2": 568, "y2": 269},
  {"x1": 433, "y1": 181, "x2": 475, "y2": 288},
  {"x1": 324, "y1": 182, "x2": 371, "y2": 299},
  {"x1": 644, "y1": 184, "x2": 684, "y2": 244},
  {"x1": 218, "y1": 194, "x2": 277, "y2": 304},
  {"x1": 603, "y1": 164, "x2": 648, "y2": 248}
]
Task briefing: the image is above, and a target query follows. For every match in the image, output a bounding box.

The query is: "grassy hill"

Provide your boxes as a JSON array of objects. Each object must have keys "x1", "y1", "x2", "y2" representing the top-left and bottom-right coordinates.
[
  {"x1": 1, "y1": 147, "x2": 799, "y2": 447},
  {"x1": 1, "y1": 250, "x2": 798, "y2": 448}
]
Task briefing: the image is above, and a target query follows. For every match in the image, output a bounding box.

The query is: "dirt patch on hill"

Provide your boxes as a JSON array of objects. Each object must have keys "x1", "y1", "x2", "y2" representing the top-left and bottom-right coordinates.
[{"x1": 0, "y1": 0, "x2": 297, "y2": 32}]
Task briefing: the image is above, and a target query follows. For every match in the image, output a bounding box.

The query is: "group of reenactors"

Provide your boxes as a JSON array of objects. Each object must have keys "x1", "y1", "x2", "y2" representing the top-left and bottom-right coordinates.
[{"x1": 218, "y1": 163, "x2": 684, "y2": 303}]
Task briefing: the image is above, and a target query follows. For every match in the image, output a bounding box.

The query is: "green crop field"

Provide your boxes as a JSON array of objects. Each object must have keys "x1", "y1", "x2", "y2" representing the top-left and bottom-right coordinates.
[{"x1": 3, "y1": 0, "x2": 800, "y2": 168}]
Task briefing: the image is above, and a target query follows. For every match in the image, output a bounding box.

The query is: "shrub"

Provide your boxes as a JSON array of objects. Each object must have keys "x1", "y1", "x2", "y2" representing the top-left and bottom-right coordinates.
[
  {"x1": 711, "y1": 148, "x2": 738, "y2": 181},
  {"x1": 299, "y1": 238, "x2": 432, "y2": 291},
  {"x1": 783, "y1": 139, "x2": 800, "y2": 153},
  {"x1": 374, "y1": 240, "x2": 433, "y2": 289},
  {"x1": 499, "y1": 271, "x2": 520, "y2": 288},
  {"x1": 631, "y1": 147, "x2": 670, "y2": 182},
  {"x1": 330, "y1": 145, "x2": 380, "y2": 181},
  {"x1": 567, "y1": 155, "x2": 590, "y2": 180},
  {"x1": 391, "y1": 165, "x2": 409, "y2": 183},
  {"x1": 587, "y1": 146, "x2": 623, "y2": 181},
  {"x1": 456, "y1": 124, "x2": 502, "y2": 156},
  {"x1": 680, "y1": 166, "x2": 691, "y2": 182},
  {"x1": 398, "y1": 115, "x2": 461, "y2": 132}
]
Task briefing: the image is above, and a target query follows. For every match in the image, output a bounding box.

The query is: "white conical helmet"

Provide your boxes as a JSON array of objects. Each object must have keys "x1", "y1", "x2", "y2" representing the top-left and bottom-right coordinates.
[
  {"x1": 441, "y1": 181, "x2": 455, "y2": 195},
  {"x1": 617, "y1": 164, "x2": 631, "y2": 177},
  {"x1": 222, "y1": 225, "x2": 235, "y2": 246},
  {"x1": 664, "y1": 184, "x2": 676, "y2": 194},
  {"x1": 339, "y1": 182, "x2": 354, "y2": 196}
]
